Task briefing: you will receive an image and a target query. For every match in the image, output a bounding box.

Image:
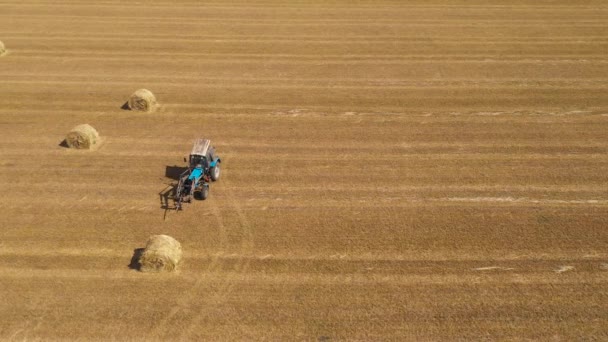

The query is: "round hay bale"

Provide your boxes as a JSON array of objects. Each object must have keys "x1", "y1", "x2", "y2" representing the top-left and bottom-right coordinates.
[
  {"x1": 138, "y1": 235, "x2": 182, "y2": 272},
  {"x1": 65, "y1": 124, "x2": 99, "y2": 149},
  {"x1": 128, "y1": 89, "x2": 157, "y2": 112},
  {"x1": 0, "y1": 40, "x2": 5, "y2": 56}
]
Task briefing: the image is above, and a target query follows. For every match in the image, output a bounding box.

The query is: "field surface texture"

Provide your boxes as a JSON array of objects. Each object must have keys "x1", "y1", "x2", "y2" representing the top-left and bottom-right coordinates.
[{"x1": 1, "y1": 0, "x2": 608, "y2": 340}]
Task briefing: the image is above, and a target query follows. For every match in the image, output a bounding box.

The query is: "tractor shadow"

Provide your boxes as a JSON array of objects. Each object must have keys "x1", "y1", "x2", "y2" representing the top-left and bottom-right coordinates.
[
  {"x1": 165, "y1": 165, "x2": 188, "y2": 180},
  {"x1": 159, "y1": 185, "x2": 175, "y2": 210},
  {"x1": 159, "y1": 166, "x2": 188, "y2": 214},
  {"x1": 128, "y1": 248, "x2": 145, "y2": 270}
]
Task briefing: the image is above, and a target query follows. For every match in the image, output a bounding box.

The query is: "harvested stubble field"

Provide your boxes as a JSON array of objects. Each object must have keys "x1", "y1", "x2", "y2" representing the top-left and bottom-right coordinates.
[{"x1": 1, "y1": 0, "x2": 608, "y2": 340}]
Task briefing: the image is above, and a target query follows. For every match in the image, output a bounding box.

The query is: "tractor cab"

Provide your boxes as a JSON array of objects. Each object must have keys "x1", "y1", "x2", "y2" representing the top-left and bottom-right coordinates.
[
  {"x1": 174, "y1": 138, "x2": 222, "y2": 210},
  {"x1": 188, "y1": 139, "x2": 216, "y2": 170},
  {"x1": 188, "y1": 138, "x2": 221, "y2": 178}
]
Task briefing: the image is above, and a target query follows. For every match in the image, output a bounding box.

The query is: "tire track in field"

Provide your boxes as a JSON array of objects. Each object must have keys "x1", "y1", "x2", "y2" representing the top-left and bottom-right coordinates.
[
  {"x1": 178, "y1": 175, "x2": 255, "y2": 341},
  {"x1": 207, "y1": 198, "x2": 230, "y2": 272},
  {"x1": 147, "y1": 175, "x2": 255, "y2": 341},
  {"x1": 146, "y1": 199, "x2": 228, "y2": 340}
]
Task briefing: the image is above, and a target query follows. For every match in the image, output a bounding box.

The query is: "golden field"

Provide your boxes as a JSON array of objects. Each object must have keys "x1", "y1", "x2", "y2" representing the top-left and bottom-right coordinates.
[{"x1": 1, "y1": 1, "x2": 607, "y2": 340}]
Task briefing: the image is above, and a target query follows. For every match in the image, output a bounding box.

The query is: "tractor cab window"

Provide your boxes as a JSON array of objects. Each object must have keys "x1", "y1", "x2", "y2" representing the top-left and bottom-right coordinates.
[
  {"x1": 189, "y1": 154, "x2": 208, "y2": 168},
  {"x1": 189, "y1": 155, "x2": 201, "y2": 167}
]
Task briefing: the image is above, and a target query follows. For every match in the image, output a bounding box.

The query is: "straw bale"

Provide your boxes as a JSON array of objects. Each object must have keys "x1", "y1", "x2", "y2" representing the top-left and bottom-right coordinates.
[
  {"x1": 139, "y1": 235, "x2": 182, "y2": 272},
  {"x1": 128, "y1": 89, "x2": 157, "y2": 112},
  {"x1": 65, "y1": 124, "x2": 99, "y2": 149},
  {"x1": 0, "y1": 41, "x2": 5, "y2": 56}
]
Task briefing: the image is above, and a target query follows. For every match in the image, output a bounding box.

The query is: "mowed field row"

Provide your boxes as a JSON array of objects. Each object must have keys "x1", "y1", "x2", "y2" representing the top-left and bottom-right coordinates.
[{"x1": 1, "y1": 0, "x2": 608, "y2": 340}]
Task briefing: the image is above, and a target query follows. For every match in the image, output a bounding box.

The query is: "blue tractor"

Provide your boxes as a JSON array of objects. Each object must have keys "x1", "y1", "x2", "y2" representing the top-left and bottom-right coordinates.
[{"x1": 174, "y1": 139, "x2": 221, "y2": 210}]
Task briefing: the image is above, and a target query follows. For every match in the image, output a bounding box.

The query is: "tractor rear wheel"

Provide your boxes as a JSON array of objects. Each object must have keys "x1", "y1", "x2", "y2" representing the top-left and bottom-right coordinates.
[{"x1": 210, "y1": 164, "x2": 221, "y2": 181}]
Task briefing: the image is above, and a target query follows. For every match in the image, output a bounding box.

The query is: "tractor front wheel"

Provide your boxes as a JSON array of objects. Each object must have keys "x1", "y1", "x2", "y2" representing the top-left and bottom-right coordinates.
[
  {"x1": 195, "y1": 185, "x2": 209, "y2": 200},
  {"x1": 210, "y1": 164, "x2": 221, "y2": 181}
]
